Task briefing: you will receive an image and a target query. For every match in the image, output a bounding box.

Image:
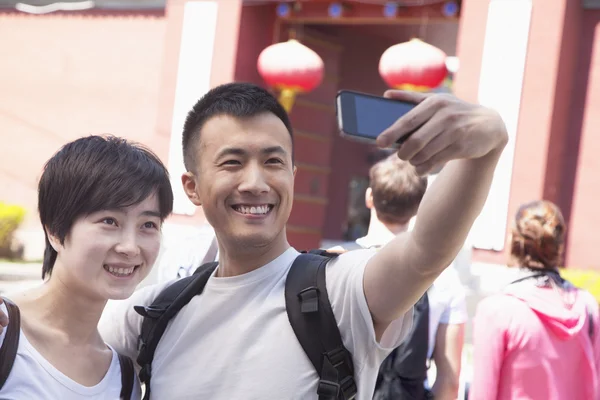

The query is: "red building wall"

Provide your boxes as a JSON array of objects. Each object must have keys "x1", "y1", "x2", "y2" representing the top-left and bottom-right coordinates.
[
  {"x1": 0, "y1": 11, "x2": 167, "y2": 238},
  {"x1": 321, "y1": 28, "x2": 396, "y2": 240},
  {"x1": 456, "y1": 0, "x2": 600, "y2": 269},
  {"x1": 565, "y1": 9, "x2": 600, "y2": 269}
]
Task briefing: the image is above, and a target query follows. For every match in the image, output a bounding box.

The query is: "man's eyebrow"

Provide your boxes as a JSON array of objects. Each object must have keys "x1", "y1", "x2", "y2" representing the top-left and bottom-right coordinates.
[
  {"x1": 215, "y1": 146, "x2": 288, "y2": 159},
  {"x1": 215, "y1": 147, "x2": 247, "y2": 159},
  {"x1": 262, "y1": 146, "x2": 287, "y2": 156}
]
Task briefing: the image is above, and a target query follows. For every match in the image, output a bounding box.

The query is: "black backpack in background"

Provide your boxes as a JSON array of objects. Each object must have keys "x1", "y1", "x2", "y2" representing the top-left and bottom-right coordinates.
[
  {"x1": 373, "y1": 292, "x2": 431, "y2": 400},
  {"x1": 134, "y1": 250, "x2": 357, "y2": 400}
]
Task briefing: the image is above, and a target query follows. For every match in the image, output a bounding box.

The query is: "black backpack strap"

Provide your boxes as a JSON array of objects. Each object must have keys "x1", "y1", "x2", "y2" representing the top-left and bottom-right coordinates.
[
  {"x1": 134, "y1": 261, "x2": 218, "y2": 400},
  {"x1": 0, "y1": 297, "x2": 20, "y2": 391},
  {"x1": 118, "y1": 353, "x2": 134, "y2": 400},
  {"x1": 589, "y1": 311, "x2": 595, "y2": 339},
  {"x1": 285, "y1": 250, "x2": 357, "y2": 400}
]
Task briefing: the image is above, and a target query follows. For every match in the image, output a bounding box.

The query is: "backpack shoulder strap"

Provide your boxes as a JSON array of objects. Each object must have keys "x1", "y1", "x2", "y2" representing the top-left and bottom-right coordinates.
[
  {"x1": 134, "y1": 261, "x2": 218, "y2": 400},
  {"x1": 0, "y1": 297, "x2": 20, "y2": 391},
  {"x1": 285, "y1": 250, "x2": 357, "y2": 400},
  {"x1": 589, "y1": 310, "x2": 595, "y2": 339},
  {"x1": 118, "y1": 353, "x2": 134, "y2": 400}
]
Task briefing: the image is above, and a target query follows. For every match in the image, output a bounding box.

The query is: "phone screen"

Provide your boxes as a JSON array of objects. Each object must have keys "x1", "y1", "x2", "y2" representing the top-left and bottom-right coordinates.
[{"x1": 337, "y1": 91, "x2": 417, "y2": 142}]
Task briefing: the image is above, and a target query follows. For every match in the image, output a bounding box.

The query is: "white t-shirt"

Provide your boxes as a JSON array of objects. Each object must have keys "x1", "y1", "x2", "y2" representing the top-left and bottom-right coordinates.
[
  {"x1": 0, "y1": 304, "x2": 141, "y2": 399},
  {"x1": 154, "y1": 223, "x2": 219, "y2": 284},
  {"x1": 99, "y1": 247, "x2": 412, "y2": 400},
  {"x1": 425, "y1": 266, "x2": 468, "y2": 359},
  {"x1": 353, "y1": 234, "x2": 468, "y2": 359}
]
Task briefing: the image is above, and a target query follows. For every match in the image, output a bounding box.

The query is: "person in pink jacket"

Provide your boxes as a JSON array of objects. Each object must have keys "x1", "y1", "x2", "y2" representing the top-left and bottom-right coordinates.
[{"x1": 470, "y1": 200, "x2": 600, "y2": 400}]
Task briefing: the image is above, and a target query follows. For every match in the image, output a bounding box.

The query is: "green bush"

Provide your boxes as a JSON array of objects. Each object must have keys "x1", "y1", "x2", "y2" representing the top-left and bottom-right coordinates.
[
  {"x1": 560, "y1": 268, "x2": 600, "y2": 304},
  {"x1": 0, "y1": 202, "x2": 26, "y2": 257}
]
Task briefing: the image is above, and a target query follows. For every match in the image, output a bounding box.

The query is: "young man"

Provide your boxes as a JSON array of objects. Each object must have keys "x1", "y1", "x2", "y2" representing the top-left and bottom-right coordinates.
[
  {"x1": 109, "y1": 81, "x2": 506, "y2": 399},
  {"x1": 334, "y1": 153, "x2": 467, "y2": 400},
  {"x1": 0, "y1": 82, "x2": 506, "y2": 398}
]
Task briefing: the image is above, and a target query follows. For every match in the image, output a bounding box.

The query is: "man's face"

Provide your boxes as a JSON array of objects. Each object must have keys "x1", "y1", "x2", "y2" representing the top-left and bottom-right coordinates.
[{"x1": 183, "y1": 113, "x2": 295, "y2": 252}]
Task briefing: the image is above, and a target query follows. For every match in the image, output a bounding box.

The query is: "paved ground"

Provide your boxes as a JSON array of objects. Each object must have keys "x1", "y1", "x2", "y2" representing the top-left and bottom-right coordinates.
[{"x1": 0, "y1": 261, "x2": 43, "y2": 295}]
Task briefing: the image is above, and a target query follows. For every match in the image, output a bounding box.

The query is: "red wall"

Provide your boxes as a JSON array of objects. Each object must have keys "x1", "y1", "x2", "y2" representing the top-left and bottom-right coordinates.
[
  {"x1": 455, "y1": 1, "x2": 600, "y2": 269},
  {"x1": 321, "y1": 27, "x2": 395, "y2": 240},
  {"x1": 564, "y1": 10, "x2": 600, "y2": 268},
  {"x1": 0, "y1": 11, "x2": 167, "y2": 233}
]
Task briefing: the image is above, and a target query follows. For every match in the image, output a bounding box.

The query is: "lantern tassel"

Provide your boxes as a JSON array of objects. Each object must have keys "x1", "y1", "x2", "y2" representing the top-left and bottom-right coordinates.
[{"x1": 278, "y1": 88, "x2": 297, "y2": 112}]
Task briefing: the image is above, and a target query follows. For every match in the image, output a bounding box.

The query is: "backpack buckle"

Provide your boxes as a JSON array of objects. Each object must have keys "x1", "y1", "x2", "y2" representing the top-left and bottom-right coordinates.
[
  {"x1": 139, "y1": 363, "x2": 152, "y2": 383},
  {"x1": 298, "y1": 286, "x2": 319, "y2": 313},
  {"x1": 317, "y1": 379, "x2": 340, "y2": 398},
  {"x1": 134, "y1": 305, "x2": 165, "y2": 319},
  {"x1": 325, "y1": 347, "x2": 348, "y2": 368},
  {"x1": 339, "y1": 376, "x2": 357, "y2": 400},
  {"x1": 137, "y1": 337, "x2": 146, "y2": 353}
]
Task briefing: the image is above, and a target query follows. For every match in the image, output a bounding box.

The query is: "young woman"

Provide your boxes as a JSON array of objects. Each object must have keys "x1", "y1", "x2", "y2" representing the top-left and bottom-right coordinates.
[
  {"x1": 0, "y1": 135, "x2": 173, "y2": 399},
  {"x1": 470, "y1": 200, "x2": 600, "y2": 400}
]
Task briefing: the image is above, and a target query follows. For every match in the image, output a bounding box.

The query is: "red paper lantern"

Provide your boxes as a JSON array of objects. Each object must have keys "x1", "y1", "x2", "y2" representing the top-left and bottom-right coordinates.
[
  {"x1": 257, "y1": 39, "x2": 324, "y2": 112},
  {"x1": 379, "y1": 38, "x2": 448, "y2": 92}
]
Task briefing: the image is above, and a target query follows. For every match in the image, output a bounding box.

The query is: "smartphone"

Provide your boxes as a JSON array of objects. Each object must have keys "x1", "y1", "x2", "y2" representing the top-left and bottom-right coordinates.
[{"x1": 336, "y1": 90, "x2": 418, "y2": 145}]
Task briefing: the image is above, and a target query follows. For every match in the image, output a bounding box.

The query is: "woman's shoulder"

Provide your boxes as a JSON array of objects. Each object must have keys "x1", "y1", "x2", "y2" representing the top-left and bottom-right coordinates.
[{"x1": 476, "y1": 292, "x2": 526, "y2": 316}]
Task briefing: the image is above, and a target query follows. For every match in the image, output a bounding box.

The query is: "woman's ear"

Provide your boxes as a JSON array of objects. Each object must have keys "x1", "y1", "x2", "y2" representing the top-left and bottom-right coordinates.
[{"x1": 46, "y1": 228, "x2": 62, "y2": 252}]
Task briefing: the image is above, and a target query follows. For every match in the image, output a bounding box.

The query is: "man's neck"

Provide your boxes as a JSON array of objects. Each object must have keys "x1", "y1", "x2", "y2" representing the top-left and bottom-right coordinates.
[
  {"x1": 215, "y1": 234, "x2": 292, "y2": 277},
  {"x1": 361, "y1": 209, "x2": 409, "y2": 247}
]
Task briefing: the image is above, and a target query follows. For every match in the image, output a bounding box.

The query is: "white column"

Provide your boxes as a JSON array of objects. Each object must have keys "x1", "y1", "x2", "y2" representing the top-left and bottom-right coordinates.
[
  {"x1": 167, "y1": 1, "x2": 219, "y2": 215},
  {"x1": 470, "y1": 0, "x2": 532, "y2": 251}
]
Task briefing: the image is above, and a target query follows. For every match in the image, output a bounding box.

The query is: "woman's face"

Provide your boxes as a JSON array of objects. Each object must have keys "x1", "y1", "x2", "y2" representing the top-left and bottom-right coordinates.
[{"x1": 49, "y1": 193, "x2": 162, "y2": 301}]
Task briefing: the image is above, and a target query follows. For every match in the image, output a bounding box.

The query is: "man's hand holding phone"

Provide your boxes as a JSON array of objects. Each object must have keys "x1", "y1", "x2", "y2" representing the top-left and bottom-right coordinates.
[{"x1": 376, "y1": 90, "x2": 508, "y2": 175}]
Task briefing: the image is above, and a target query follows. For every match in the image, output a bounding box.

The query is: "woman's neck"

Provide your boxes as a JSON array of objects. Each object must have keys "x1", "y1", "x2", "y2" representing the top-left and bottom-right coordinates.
[{"x1": 16, "y1": 276, "x2": 107, "y2": 346}]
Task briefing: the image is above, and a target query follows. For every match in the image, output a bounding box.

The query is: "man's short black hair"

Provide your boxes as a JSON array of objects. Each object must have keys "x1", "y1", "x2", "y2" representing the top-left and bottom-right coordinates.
[
  {"x1": 181, "y1": 82, "x2": 293, "y2": 172},
  {"x1": 38, "y1": 135, "x2": 173, "y2": 279}
]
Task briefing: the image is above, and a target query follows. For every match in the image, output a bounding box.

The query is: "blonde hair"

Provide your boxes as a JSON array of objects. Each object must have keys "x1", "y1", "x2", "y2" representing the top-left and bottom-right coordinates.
[{"x1": 368, "y1": 154, "x2": 428, "y2": 225}]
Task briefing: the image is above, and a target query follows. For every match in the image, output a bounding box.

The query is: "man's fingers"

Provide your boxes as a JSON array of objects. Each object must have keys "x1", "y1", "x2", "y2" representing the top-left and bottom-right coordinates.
[
  {"x1": 0, "y1": 297, "x2": 7, "y2": 328},
  {"x1": 413, "y1": 144, "x2": 460, "y2": 176},
  {"x1": 0, "y1": 312, "x2": 8, "y2": 329},
  {"x1": 408, "y1": 116, "x2": 455, "y2": 165},
  {"x1": 377, "y1": 96, "x2": 439, "y2": 148},
  {"x1": 383, "y1": 89, "x2": 431, "y2": 104}
]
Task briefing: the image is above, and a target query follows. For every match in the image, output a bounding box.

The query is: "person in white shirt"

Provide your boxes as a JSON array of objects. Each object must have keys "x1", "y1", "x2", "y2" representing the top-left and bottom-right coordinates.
[
  {"x1": 153, "y1": 223, "x2": 218, "y2": 284},
  {"x1": 0, "y1": 135, "x2": 174, "y2": 399},
  {"x1": 332, "y1": 153, "x2": 467, "y2": 399},
  {"x1": 87, "y1": 82, "x2": 505, "y2": 399}
]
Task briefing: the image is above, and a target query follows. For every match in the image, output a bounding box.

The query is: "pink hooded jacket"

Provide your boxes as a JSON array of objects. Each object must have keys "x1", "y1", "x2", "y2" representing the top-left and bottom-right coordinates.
[{"x1": 470, "y1": 280, "x2": 600, "y2": 400}]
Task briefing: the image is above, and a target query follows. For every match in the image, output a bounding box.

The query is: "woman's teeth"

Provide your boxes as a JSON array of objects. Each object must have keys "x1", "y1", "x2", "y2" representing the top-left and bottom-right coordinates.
[{"x1": 104, "y1": 265, "x2": 136, "y2": 277}]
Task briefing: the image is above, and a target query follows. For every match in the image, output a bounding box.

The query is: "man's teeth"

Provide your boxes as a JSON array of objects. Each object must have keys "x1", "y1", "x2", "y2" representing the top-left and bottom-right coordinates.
[
  {"x1": 104, "y1": 265, "x2": 136, "y2": 277},
  {"x1": 235, "y1": 205, "x2": 270, "y2": 215}
]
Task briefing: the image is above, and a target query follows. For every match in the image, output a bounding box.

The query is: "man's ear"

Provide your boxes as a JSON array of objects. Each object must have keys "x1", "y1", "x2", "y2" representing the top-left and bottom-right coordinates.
[
  {"x1": 181, "y1": 172, "x2": 202, "y2": 206},
  {"x1": 365, "y1": 187, "x2": 374, "y2": 209}
]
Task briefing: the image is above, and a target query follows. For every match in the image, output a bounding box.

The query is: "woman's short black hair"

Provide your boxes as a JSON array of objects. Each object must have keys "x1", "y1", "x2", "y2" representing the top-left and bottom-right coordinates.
[{"x1": 38, "y1": 135, "x2": 173, "y2": 279}]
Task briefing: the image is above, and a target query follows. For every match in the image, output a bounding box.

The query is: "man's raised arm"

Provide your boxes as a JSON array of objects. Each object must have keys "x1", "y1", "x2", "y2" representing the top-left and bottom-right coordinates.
[{"x1": 363, "y1": 90, "x2": 508, "y2": 338}]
